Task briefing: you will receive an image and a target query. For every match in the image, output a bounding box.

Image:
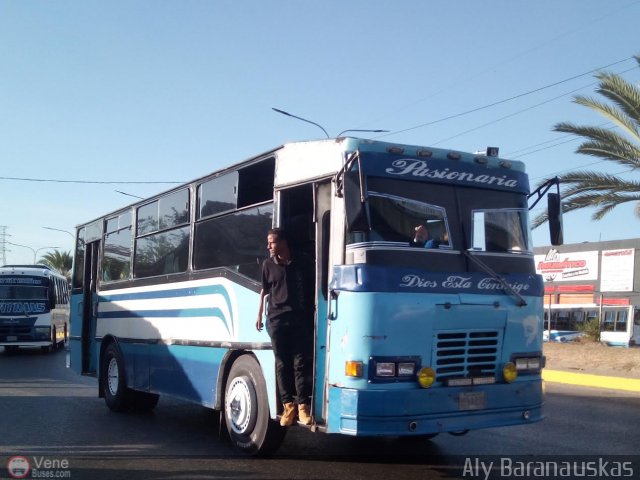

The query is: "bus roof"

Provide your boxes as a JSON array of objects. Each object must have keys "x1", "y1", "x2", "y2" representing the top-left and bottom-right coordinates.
[
  {"x1": 74, "y1": 137, "x2": 528, "y2": 229},
  {"x1": 0, "y1": 264, "x2": 64, "y2": 278}
]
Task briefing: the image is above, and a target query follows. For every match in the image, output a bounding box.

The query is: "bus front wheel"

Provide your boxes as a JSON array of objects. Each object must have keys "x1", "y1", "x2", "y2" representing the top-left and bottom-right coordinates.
[
  {"x1": 42, "y1": 327, "x2": 56, "y2": 353},
  {"x1": 224, "y1": 355, "x2": 286, "y2": 456}
]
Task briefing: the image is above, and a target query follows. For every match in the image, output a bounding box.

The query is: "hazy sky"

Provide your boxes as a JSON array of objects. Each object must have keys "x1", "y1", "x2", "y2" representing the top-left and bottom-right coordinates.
[{"x1": 2, "y1": 1, "x2": 639, "y2": 264}]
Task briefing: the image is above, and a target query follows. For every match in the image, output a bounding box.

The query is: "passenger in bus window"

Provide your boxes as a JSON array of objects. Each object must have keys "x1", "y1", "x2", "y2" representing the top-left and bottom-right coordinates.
[
  {"x1": 427, "y1": 230, "x2": 449, "y2": 249},
  {"x1": 411, "y1": 224, "x2": 430, "y2": 247},
  {"x1": 411, "y1": 224, "x2": 448, "y2": 248},
  {"x1": 256, "y1": 228, "x2": 314, "y2": 427}
]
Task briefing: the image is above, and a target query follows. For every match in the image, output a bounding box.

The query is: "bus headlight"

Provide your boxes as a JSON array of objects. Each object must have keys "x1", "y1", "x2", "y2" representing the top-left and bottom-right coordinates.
[
  {"x1": 375, "y1": 362, "x2": 396, "y2": 377},
  {"x1": 513, "y1": 355, "x2": 544, "y2": 373},
  {"x1": 417, "y1": 367, "x2": 435, "y2": 388},
  {"x1": 34, "y1": 327, "x2": 51, "y2": 340},
  {"x1": 503, "y1": 362, "x2": 517, "y2": 383},
  {"x1": 368, "y1": 356, "x2": 420, "y2": 382}
]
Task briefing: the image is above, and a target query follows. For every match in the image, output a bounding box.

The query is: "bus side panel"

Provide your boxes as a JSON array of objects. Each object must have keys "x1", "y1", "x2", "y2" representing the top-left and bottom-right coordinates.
[
  {"x1": 95, "y1": 278, "x2": 278, "y2": 412},
  {"x1": 69, "y1": 292, "x2": 84, "y2": 374},
  {"x1": 133, "y1": 343, "x2": 227, "y2": 408},
  {"x1": 69, "y1": 291, "x2": 98, "y2": 375},
  {"x1": 313, "y1": 298, "x2": 328, "y2": 423},
  {"x1": 51, "y1": 303, "x2": 70, "y2": 345},
  {"x1": 113, "y1": 338, "x2": 277, "y2": 415}
]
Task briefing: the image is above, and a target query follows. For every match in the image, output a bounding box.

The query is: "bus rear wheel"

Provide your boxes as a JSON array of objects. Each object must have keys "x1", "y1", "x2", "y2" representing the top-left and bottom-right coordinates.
[
  {"x1": 101, "y1": 342, "x2": 159, "y2": 412},
  {"x1": 224, "y1": 355, "x2": 286, "y2": 456},
  {"x1": 102, "y1": 342, "x2": 134, "y2": 412}
]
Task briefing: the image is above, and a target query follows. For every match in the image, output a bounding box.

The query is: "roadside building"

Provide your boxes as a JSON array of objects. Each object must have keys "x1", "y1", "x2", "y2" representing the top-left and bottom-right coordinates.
[{"x1": 534, "y1": 238, "x2": 640, "y2": 346}]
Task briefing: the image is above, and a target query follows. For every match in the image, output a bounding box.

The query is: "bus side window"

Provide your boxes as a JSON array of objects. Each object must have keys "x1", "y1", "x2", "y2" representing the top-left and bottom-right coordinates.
[{"x1": 48, "y1": 282, "x2": 56, "y2": 309}]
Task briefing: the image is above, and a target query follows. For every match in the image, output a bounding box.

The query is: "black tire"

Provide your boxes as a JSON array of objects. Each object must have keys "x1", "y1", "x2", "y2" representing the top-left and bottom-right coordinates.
[
  {"x1": 102, "y1": 342, "x2": 134, "y2": 412},
  {"x1": 224, "y1": 355, "x2": 286, "y2": 456}
]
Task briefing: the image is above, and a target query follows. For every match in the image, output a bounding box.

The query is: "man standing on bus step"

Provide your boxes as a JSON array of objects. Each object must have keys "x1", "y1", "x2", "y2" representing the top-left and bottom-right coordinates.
[{"x1": 256, "y1": 228, "x2": 314, "y2": 426}]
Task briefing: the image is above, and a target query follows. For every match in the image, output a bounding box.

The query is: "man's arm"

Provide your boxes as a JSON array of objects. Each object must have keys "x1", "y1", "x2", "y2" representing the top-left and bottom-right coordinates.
[{"x1": 256, "y1": 288, "x2": 266, "y2": 331}]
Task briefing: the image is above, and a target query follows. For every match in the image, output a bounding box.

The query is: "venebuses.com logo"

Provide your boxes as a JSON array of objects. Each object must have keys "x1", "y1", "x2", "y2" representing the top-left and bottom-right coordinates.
[
  {"x1": 6, "y1": 455, "x2": 71, "y2": 478},
  {"x1": 6, "y1": 456, "x2": 30, "y2": 479}
]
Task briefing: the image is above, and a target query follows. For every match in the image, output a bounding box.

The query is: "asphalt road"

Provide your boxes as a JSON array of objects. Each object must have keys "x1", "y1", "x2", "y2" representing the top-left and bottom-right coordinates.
[{"x1": 1, "y1": 346, "x2": 639, "y2": 480}]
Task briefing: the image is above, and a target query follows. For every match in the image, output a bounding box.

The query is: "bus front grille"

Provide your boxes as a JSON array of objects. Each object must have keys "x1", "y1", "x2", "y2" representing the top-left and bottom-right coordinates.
[
  {"x1": 0, "y1": 326, "x2": 32, "y2": 335},
  {"x1": 434, "y1": 330, "x2": 500, "y2": 384}
]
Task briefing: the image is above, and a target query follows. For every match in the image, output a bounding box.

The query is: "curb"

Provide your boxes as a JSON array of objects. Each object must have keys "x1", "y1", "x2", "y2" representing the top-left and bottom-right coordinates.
[{"x1": 542, "y1": 369, "x2": 640, "y2": 393}]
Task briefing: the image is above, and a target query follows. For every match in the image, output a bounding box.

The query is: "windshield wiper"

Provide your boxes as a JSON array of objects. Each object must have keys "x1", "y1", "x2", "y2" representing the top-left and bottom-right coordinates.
[{"x1": 463, "y1": 250, "x2": 527, "y2": 307}]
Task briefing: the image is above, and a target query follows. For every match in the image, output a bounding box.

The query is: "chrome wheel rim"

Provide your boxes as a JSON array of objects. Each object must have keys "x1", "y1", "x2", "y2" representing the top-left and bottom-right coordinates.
[
  {"x1": 107, "y1": 357, "x2": 119, "y2": 396},
  {"x1": 226, "y1": 377, "x2": 253, "y2": 434}
]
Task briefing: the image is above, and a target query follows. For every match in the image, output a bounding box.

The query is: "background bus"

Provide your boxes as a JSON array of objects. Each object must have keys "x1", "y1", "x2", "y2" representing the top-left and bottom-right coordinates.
[
  {"x1": 69, "y1": 137, "x2": 561, "y2": 455},
  {"x1": 544, "y1": 304, "x2": 640, "y2": 346},
  {"x1": 0, "y1": 264, "x2": 70, "y2": 353}
]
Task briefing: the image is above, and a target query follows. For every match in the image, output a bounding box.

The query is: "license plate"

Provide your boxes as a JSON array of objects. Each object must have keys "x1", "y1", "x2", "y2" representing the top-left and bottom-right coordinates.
[
  {"x1": 6, "y1": 336, "x2": 17, "y2": 342},
  {"x1": 458, "y1": 391, "x2": 486, "y2": 410}
]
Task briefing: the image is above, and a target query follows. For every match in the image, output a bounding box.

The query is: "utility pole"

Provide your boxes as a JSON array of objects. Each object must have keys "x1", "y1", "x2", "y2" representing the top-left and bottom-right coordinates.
[{"x1": 0, "y1": 226, "x2": 8, "y2": 266}]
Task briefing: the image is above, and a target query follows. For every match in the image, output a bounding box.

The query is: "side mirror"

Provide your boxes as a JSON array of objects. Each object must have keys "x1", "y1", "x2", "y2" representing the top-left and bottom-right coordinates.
[
  {"x1": 343, "y1": 171, "x2": 370, "y2": 232},
  {"x1": 548, "y1": 193, "x2": 563, "y2": 246}
]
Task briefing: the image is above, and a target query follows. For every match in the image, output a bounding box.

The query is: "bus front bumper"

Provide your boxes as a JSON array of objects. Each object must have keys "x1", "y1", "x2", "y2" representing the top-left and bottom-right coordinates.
[
  {"x1": 0, "y1": 341, "x2": 53, "y2": 348},
  {"x1": 326, "y1": 380, "x2": 543, "y2": 436}
]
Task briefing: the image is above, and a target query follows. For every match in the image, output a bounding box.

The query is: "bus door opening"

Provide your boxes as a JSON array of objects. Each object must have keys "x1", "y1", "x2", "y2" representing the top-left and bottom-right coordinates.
[
  {"x1": 278, "y1": 182, "x2": 331, "y2": 422},
  {"x1": 82, "y1": 241, "x2": 100, "y2": 375}
]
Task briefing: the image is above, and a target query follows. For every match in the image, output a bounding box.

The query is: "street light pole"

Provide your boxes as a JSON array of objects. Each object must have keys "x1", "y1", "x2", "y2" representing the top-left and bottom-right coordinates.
[
  {"x1": 42, "y1": 227, "x2": 75, "y2": 239},
  {"x1": 7, "y1": 242, "x2": 59, "y2": 264}
]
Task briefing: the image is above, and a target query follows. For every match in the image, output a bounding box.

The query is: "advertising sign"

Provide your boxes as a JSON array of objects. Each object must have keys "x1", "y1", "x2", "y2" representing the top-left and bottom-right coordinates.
[
  {"x1": 535, "y1": 249, "x2": 599, "y2": 282},
  {"x1": 600, "y1": 248, "x2": 635, "y2": 292}
]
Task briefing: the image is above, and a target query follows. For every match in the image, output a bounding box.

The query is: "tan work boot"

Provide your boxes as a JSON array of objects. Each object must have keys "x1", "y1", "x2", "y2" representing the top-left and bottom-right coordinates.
[
  {"x1": 280, "y1": 402, "x2": 297, "y2": 427},
  {"x1": 298, "y1": 404, "x2": 312, "y2": 425}
]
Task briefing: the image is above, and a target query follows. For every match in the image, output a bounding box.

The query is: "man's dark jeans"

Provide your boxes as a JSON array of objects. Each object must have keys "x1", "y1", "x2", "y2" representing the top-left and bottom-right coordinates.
[{"x1": 267, "y1": 312, "x2": 313, "y2": 405}]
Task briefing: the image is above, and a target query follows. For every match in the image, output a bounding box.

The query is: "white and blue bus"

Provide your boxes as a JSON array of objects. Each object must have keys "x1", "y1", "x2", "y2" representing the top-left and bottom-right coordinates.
[
  {"x1": 544, "y1": 304, "x2": 640, "y2": 347},
  {"x1": 0, "y1": 264, "x2": 70, "y2": 353},
  {"x1": 69, "y1": 137, "x2": 562, "y2": 455}
]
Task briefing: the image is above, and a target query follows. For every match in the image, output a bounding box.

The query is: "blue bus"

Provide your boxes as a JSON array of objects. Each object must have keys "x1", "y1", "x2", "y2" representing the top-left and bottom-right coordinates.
[
  {"x1": 69, "y1": 137, "x2": 562, "y2": 455},
  {"x1": 0, "y1": 264, "x2": 70, "y2": 353}
]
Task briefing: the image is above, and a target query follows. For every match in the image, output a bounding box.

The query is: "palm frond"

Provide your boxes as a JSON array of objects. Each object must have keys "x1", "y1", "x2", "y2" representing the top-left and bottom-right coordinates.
[
  {"x1": 594, "y1": 71, "x2": 640, "y2": 126},
  {"x1": 535, "y1": 55, "x2": 640, "y2": 229},
  {"x1": 576, "y1": 141, "x2": 640, "y2": 167},
  {"x1": 573, "y1": 95, "x2": 640, "y2": 140},
  {"x1": 557, "y1": 171, "x2": 640, "y2": 197},
  {"x1": 553, "y1": 123, "x2": 640, "y2": 166},
  {"x1": 531, "y1": 210, "x2": 549, "y2": 230}
]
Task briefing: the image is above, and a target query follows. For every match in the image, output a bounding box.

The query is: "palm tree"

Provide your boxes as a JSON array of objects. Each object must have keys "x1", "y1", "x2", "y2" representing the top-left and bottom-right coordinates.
[
  {"x1": 38, "y1": 250, "x2": 73, "y2": 280},
  {"x1": 533, "y1": 54, "x2": 640, "y2": 228}
]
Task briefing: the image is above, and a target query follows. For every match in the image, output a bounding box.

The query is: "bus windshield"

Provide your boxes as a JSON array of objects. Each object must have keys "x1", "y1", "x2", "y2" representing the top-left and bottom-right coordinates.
[
  {"x1": 0, "y1": 284, "x2": 48, "y2": 300},
  {"x1": 365, "y1": 192, "x2": 450, "y2": 246},
  {"x1": 347, "y1": 177, "x2": 531, "y2": 253}
]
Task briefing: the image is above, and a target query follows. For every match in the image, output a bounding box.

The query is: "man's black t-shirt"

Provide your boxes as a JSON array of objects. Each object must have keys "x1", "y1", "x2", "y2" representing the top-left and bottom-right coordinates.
[{"x1": 261, "y1": 252, "x2": 314, "y2": 323}]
